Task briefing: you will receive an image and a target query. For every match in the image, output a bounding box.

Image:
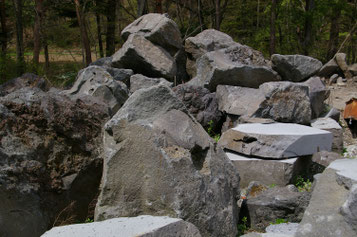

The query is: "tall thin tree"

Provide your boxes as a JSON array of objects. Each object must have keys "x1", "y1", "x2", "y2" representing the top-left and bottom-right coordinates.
[
  {"x1": 303, "y1": 0, "x2": 314, "y2": 55},
  {"x1": 106, "y1": 0, "x2": 117, "y2": 56},
  {"x1": 0, "y1": 0, "x2": 7, "y2": 56},
  {"x1": 12, "y1": 0, "x2": 24, "y2": 74},
  {"x1": 270, "y1": 0, "x2": 276, "y2": 55}
]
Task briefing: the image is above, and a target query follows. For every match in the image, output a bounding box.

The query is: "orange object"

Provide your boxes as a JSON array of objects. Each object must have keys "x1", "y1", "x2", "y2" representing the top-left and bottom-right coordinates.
[{"x1": 344, "y1": 98, "x2": 357, "y2": 120}]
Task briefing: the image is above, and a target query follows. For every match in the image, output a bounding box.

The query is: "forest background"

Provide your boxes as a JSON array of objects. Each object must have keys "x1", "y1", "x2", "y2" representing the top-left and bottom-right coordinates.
[{"x1": 0, "y1": 0, "x2": 356, "y2": 87}]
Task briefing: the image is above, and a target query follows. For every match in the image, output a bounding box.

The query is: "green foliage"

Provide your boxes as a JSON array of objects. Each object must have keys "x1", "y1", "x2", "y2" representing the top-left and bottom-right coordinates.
[
  {"x1": 269, "y1": 183, "x2": 277, "y2": 188},
  {"x1": 294, "y1": 176, "x2": 312, "y2": 192},
  {"x1": 206, "y1": 120, "x2": 221, "y2": 143},
  {"x1": 85, "y1": 218, "x2": 94, "y2": 223},
  {"x1": 237, "y1": 216, "x2": 248, "y2": 237},
  {"x1": 270, "y1": 218, "x2": 288, "y2": 225}
]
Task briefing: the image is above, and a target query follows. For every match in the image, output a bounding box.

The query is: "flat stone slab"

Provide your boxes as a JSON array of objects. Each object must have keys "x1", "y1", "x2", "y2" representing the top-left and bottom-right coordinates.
[
  {"x1": 226, "y1": 152, "x2": 311, "y2": 187},
  {"x1": 266, "y1": 223, "x2": 299, "y2": 235},
  {"x1": 41, "y1": 215, "x2": 201, "y2": 237},
  {"x1": 219, "y1": 123, "x2": 333, "y2": 159}
]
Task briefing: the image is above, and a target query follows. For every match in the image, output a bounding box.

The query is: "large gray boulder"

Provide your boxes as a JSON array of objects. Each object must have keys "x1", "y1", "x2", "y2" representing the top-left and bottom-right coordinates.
[
  {"x1": 173, "y1": 84, "x2": 223, "y2": 130},
  {"x1": 62, "y1": 66, "x2": 129, "y2": 115},
  {"x1": 301, "y1": 77, "x2": 330, "y2": 119},
  {"x1": 193, "y1": 44, "x2": 280, "y2": 91},
  {"x1": 217, "y1": 81, "x2": 312, "y2": 124},
  {"x1": 218, "y1": 123, "x2": 333, "y2": 159},
  {"x1": 271, "y1": 54, "x2": 322, "y2": 82},
  {"x1": 129, "y1": 74, "x2": 172, "y2": 93},
  {"x1": 112, "y1": 34, "x2": 176, "y2": 80},
  {"x1": 246, "y1": 185, "x2": 311, "y2": 231},
  {"x1": 295, "y1": 159, "x2": 357, "y2": 237},
  {"x1": 0, "y1": 88, "x2": 109, "y2": 237},
  {"x1": 95, "y1": 85, "x2": 240, "y2": 237},
  {"x1": 121, "y1": 13, "x2": 182, "y2": 56},
  {"x1": 184, "y1": 29, "x2": 235, "y2": 77},
  {"x1": 41, "y1": 215, "x2": 201, "y2": 237},
  {"x1": 311, "y1": 117, "x2": 343, "y2": 152},
  {"x1": 226, "y1": 152, "x2": 311, "y2": 187},
  {"x1": 317, "y1": 56, "x2": 340, "y2": 78}
]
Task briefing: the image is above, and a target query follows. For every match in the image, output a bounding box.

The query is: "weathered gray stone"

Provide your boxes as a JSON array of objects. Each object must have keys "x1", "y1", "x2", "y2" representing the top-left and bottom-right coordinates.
[
  {"x1": 121, "y1": 13, "x2": 182, "y2": 56},
  {"x1": 246, "y1": 186, "x2": 311, "y2": 231},
  {"x1": 0, "y1": 73, "x2": 49, "y2": 97},
  {"x1": 242, "y1": 233, "x2": 293, "y2": 237},
  {"x1": 317, "y1": 58, "x2": 339, "y2": 78},
  {"x1": 105, "y1": 68, "x2": 133, "y2": 87},
  {"x1": 185, "y1": 29, "x2": 235, "y2": 77},
  {"x1": 323, "y1": 107, "x2": 340, "y2": 122},
  {"x1": 301, "y1": 77, "x2": 330, "y2": 118},
  {"x1": 226, "y1": 152, "x2": 311, "y2": 187},
  {"x1": 343, "y1": 145, "x2": 357, "y2": 159},
  {"x1": 194, "y1": 44, "x2": 280, "y2": 91},
  {"x1": 129, "y1": 74, "x2": 172, "y2": 93},
  {"x1": 311, "y1": 117, "x2": 343, "y2": 152},
  {"x1": 173, "y1": 84, "x2": 223, "y2": 130},
  {"x1": 295, "y1": 159, "x2": 357, "y2": 237},
  {"x1": 112, "y1": 34, "x2": 176, "y2": 80},
  {"x1": 349, "y1": 63, "x2": 357, "y2": 76},
  {"x1": 266, "y1": 223, "x2": 299, "y2": 235},
  {"x1": 246, "y1": 181, "x2": 268, "y2": 198},
  {"x1": 41, "y1": 216, "x2": 201, "y2": 237},
  {"x1": 0, "y1": 88, "x2": 109, "y2": 237},
  {"x1": 309, "y1": 151, "x2": 343, "y2": 175},
  {"x1": 271, "y1": 54, "x2": 322, "y2": 82},
  {"x1": 335, "y1": 53, "x2": 352, "y2": 78},
  {"x1": 341, "y1": 184, "x2": 357, "y2": 233},
  {"x1": 62, "y1": 66, "x2": 129, "y2": 115},
  {"x1": 95, "y1": 85, "x2": 240, "y2": 237},
  {"x1": 219, "y1": 123, "x2": 333, "y2": 159},
  {"x1": 328, "y1": 74, "x2": 339, "y2": 85},
  {"x1": 217, "y1": 82, "x2": 312, "y2": 124},
  {"x1": 90, "y1": 57, "x2": 113, "y2": 67}
]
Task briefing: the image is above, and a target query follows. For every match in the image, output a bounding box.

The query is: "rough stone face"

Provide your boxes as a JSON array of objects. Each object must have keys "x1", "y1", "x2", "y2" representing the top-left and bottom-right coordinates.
[
  {"x1": 311, "y1": 117, "x2": 343, "y2": 152},
  {"x1": 335, "y1": 53, "x2": 352, "y2": 78},
  {"x1": 105, "y1": 68, "x2": 133, "y2": 87},
  {"x1": 301, "y1": 77, "x2": 330, "y2": 118},
  {"x1": 121, "y1": 13, "x2": 182, "y2": 56},
  {"x1": 242, "y1": 233, "x2": 294, "y2": 237},
  {"x1": 271, "y1": 54, "x2": 322, "y2": 82},
  {"x1": 323, "y1": 107, "x2": 340, "y2": 122},
  {"x1": 226, "y1": 152, "x2": 312, "y2": 187},
  {"x1": 95, "y1": 85, "x2": 240, "y2": 237},
  {"x1": 295, "y1": 159, "x2": 357, "y2": 237},
  {"x1": 341, "y1": 184, "x2": 357, "y2": 234},
  {"x1": 216, "y1": 82, "x2": 311, "y2": 124},
  {"x1": 246, "y1": 186, "x2": 311, "y2": 231},
  {"x1": 41, "y1": 216, "x2": 202, "y2": 237},
  {"x1": 130, "y1": 74, "x2": 172, "y2": 93},
  {"x1": 112, "y1": 34, "x2": 176, "y2": 80},
  {"x1": 309, "y1": 151, "x2": 342, "y2": 175},
  {"x1": 0, "y1": 88, "x2": 109, "y2": 237},
  {"x1": 62, "y1": 66, "x2": 129, "y2": 115},
  {"x1": 185, "y1": 29, "x2": 235, "y2": 77},
  {"x1": 349, "y1": 63, "x2": 357, "y2": 76},
  {"x1": 218, "y1": 123, "x2": 333, "y2": 159},
  {"x1": 173, "y1": 84, "x2": 223, "y2": 130},
  {"x1": 194, "y1": 44, "x2": 280, "y2": 91},
  {"x1": 90, "y1": 57, "x2": 113, "y2": 67},
  {"x1": 0, "y1": 73, "x2": 49, "y2": 96},
  {"x1": 265, "y1": 223, "x2": 299, "y2": 235},
  {"x1": 255, "y1": 82, "x2": 312, "y2": 124},
  {"x1": 317, "y1": 57, "x2": 339, "y2": 78}
]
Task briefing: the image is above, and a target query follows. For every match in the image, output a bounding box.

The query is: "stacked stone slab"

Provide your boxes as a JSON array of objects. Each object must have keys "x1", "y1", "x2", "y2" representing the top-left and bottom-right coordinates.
[
  {"x1": 41, "y1": 216, "x2": 202, "y2": 237},
  {"x1": 219, "y1": 123, "x2": 333, "y2": 187}
]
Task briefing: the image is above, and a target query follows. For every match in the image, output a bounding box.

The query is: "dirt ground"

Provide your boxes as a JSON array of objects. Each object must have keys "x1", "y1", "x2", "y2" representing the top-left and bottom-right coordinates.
[{"x1": 326, "y1": 79, "x2": 357, "y2": 147}]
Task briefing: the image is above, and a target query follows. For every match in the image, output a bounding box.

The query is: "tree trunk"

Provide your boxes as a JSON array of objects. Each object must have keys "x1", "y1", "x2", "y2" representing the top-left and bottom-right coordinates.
[
  {"x1": 270, "y1": 0, "x2": 276, "y2": 55},
  {"x1": 215, "y1": 0, "x2": 221, "y2": 30},
  {"x1": 12, "y1": 0, "x2": 24, "y2": 74},
  {"x1": 33, "y1": 0, "x2": 44, "y2": 65},
  {"x1": 106, "y1": 0, "x2": 117, "y2": 57},
  {"x1": 198, "y1": 0, "x2": 204, "y2": 31},
  {"x1": 95, "y1": 0, "x2": 104, "y2": 58},
  {"x1": 155, "y1": 0, "x2": 162, "y2": 13},
  {"x1": 326, "y1": 7, "x2": 341, "y2": 61},
  {"x1": 0, "y1": 0, "x2": 7, "y2": 56},
  {"x1": 303, "y1": 0, "x2": 314, "y2": 55},
  {"x1": 137, "y1": 0, "x2": 148, "y2": 17},
  {"x1": 74, "y1": 0, "x2": 92, "y2": 66}
]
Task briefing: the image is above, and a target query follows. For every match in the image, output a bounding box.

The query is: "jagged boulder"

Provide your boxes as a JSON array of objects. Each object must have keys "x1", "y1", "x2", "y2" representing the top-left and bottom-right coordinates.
[
  {"x1": 192, "y1": 44, "x2": 280, "y2": 91},
  {"x1": 62, "y1": 66, "x2": 129, "y2": 115},
  {"x1": 185, "y1": 29, "x2": 235, "y2": 77},
  {"x1": 112, "y1": 34, "x2": 176, "y2": 81},
  {"x1": 173, "y1": 84, "x2": 223, "y2": 130},
  {"x1": 121, "y1": 13, "x2": 182, "y2": 56},
  {"x1": 130, "y1": 74, "x2": 172, "y2": 93},
  {"x1": 271, "y1": 54, "x2": 322, "y2": 82},
  {"x1": 0, "y1": 88, "x2": 109, "y2": 237},
  {"x1": 95, "y1": 85, "x2": 240, "y2": 237}
]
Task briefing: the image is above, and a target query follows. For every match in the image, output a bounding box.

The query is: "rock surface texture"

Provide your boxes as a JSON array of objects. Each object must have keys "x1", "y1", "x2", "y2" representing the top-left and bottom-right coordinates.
[
  {"x1": 0, "y1": 73, "x2": 48, "y2": 96},
  {"x1": 271, "y1": 54, "x2": 322, "y2": 82},
  {"x1": 95, "y1": 85, "x2": 240, "y2": 237},
  {"x1": 62, "y1": 66, "x2": 129, "y2": 115},
  {"x1": 311, "y1": 117, "x2": 343, "y2": 152},
  {"x1": 129, "y1": 74, "x2": 172, "y2": 93},
  {"x1": 0, "y1": 88, "x2": 109, "y2": 237},
  {"x1": 193, "y1": 44, "x2": 280, "y2": 91},
  {"x1": 41, "y1": 215, "x2": 202, "y2": 237},
  {"x1": 219, "y1": 123, "x2": 332, "y2": 159},
  {"x1": 295, "y1": 159, "x2": 357, "y2": 237}
]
